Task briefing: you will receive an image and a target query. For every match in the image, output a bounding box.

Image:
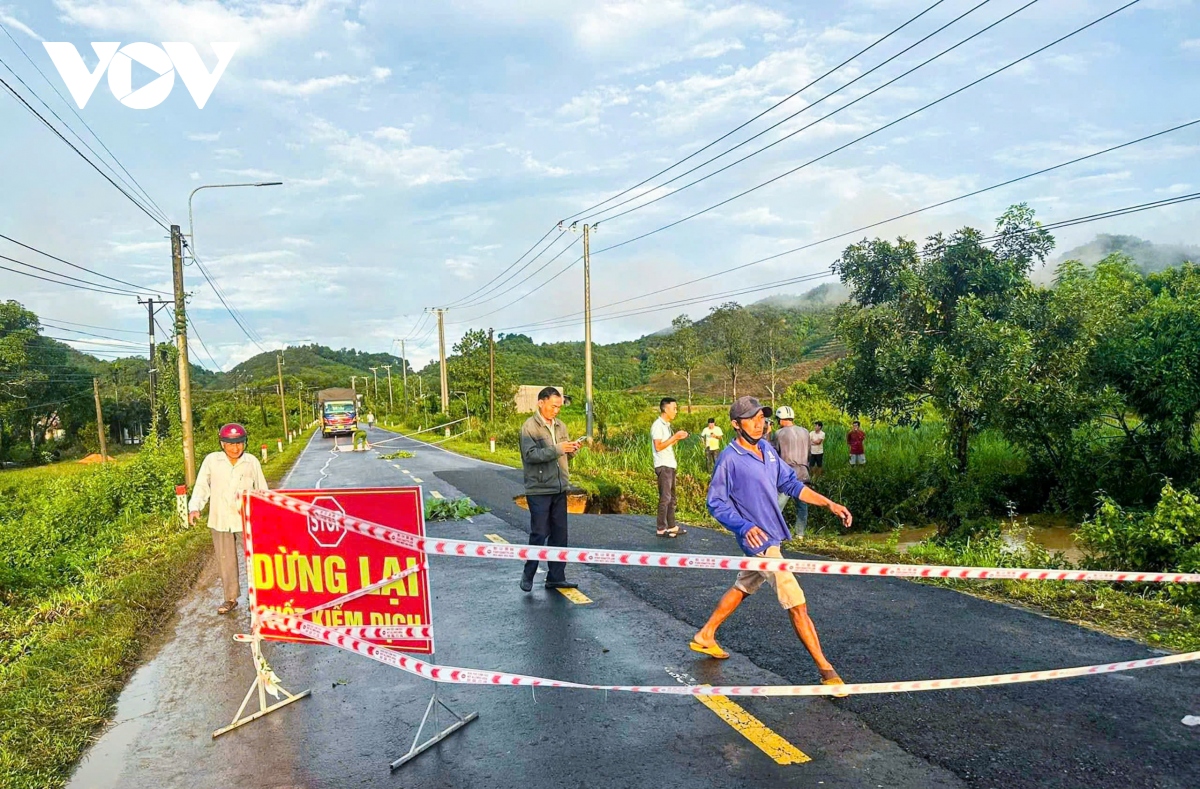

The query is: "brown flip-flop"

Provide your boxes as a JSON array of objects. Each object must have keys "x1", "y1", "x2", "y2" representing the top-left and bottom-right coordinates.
[{"x1": 218, "y1": 599, "x2": 238, "y2": 615}]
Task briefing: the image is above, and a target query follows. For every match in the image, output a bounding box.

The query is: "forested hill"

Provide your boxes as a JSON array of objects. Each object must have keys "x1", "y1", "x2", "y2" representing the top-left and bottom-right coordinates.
[{"x1": 216, "y1": 344, "x2": 407, "y2": 390}]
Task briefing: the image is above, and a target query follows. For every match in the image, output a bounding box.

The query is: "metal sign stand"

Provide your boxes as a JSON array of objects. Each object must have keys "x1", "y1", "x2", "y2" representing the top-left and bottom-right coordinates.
[
  {"x1": 213, "y1": 495, "x2": 311, "y2": 738},
  {"x1": 212, "y1": 635, "x2": 311, "y2": 738},
  {"x1": 389, "y1": 657, "x2": 478, "y2": 770}
]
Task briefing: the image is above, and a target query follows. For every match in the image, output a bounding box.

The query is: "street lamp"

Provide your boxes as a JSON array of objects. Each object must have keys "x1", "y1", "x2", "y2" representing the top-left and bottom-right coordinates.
[{"x1": 187, "y1": 181, "x2": 284, "y2": 258}]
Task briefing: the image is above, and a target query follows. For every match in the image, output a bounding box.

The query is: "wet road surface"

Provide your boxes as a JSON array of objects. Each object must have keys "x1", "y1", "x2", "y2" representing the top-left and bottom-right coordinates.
[{"x1": 68, "y1": 426, "x2": 1198, "y2": 788}]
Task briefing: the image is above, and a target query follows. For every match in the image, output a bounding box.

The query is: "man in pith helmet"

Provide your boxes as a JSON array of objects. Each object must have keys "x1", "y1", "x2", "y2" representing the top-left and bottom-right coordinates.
[{"x1": 188, "y1": 422, "x2": 268, "y2": 614}]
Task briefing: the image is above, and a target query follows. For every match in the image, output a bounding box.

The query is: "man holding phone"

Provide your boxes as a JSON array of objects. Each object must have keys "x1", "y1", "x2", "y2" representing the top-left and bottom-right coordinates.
[
  {"x1": 690, "y1": 396, "x2": 853, "y2": 691},
  {"x1": 518, "y1": 386, "x2": 583, "y2": 592}
]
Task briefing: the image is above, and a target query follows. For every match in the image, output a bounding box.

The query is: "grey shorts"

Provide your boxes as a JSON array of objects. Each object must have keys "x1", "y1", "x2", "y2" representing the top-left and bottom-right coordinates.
[{"x1": 849, "y1": 454, "x2": 866, "y2": 465}]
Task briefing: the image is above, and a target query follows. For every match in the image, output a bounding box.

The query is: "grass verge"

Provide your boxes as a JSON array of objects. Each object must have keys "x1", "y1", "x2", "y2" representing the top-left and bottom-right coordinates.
[{"x1": 0, "y1": 429, "x2": 315, "y2": 789}]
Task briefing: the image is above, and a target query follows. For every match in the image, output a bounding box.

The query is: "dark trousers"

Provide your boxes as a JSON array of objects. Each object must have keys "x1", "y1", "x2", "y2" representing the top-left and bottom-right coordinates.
[
  {"x1": 655, "y1": 466, "x2": 677, "y2": 531},
  {"x1": 704, "y1": 448, "x2": 718, "y2": 470},
  {"x1": 523, "y1": 492, "x2": 569, "y2": 583}
]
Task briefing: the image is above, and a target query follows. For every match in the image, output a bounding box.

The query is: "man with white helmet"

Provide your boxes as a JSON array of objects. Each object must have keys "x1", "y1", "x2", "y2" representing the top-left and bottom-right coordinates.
[
  {"x1": 188, "y1": 423, "x2": 268, "y2": 614},
  {"x1": 772, "y1": 405, "x2": 811, "y2": 536}
]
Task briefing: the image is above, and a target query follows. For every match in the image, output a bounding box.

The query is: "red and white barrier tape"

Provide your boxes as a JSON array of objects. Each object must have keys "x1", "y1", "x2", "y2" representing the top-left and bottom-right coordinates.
[
  {"x1": 294, "y1": 562, "x2": 427, "y2": 615},
  {"x1": 253, "y1": 490, "x2": 1200, "y2": 584},
  {"x1": 260, "y1": 611, "x2": 1200, "y2": 697},
  {"x1": 320, "y1": 625, "x2": 433, "y2": 640}
]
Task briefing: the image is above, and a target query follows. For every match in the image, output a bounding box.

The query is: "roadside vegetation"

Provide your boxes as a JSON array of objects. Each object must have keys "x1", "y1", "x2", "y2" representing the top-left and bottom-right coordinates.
[{"x1": 0, "y1": 392, "x2": 313, "y2": 789}]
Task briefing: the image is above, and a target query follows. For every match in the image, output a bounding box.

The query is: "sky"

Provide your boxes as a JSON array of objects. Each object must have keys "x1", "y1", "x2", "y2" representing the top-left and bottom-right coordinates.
[{"x1": 1, "y1": 0, "x2": 1198, "y2": 370}]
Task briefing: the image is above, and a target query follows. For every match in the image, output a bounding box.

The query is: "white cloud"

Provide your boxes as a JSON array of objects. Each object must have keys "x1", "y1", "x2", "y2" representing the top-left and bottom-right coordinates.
[
  {"x1": 444, "y1": 257, "x2": 476, "y2": 279},
  {"x1": 556, "y1": 86, "x2": 630, "y2": 127},
  {"x1": 314, "y1": 50, "x2": 330, "y2": 60},
  {"x1": 219, "y1": 168, "x2": 280, "y2": 179},
  {"x1": 213, "y1": 148, "x2": 241, "y2": 159},
  {"x1": 522, "y1": 152, "x2": 570, "y2": 177},
  {"x1": 51, "y1": 0, "x2": 327, "y2": 52},
  {"x1": 187, "y1": 131, "x2": 221, "y2": 142},
  {"x1": 107, "y1": 240, "x2": 167, "y2": 255},
  {"x1": 258, "y1": 67, "x2": 389, "y2": 96},
  {"x1": 373, "y1": 126, "x2": 411, "y2": 144},
  {"x1": 310, "y1": 118, "x2": 470, "y2": 187},
  {"x1": 282, "y1": 236, "x2": 314, "y2": 247},
  {"x1": 189, "y1": 171, "x2": 201, "y2": 180},
  {"x1": 1183, "y1": 39, "x2": 1200, "y2": 53},
  {"x1": 0, "y1": 8, "x2": 41, "y2": 40}
]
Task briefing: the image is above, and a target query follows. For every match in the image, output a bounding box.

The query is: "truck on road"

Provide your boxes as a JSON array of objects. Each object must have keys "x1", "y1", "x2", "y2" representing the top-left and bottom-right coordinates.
[{"x1": 318, "y1": 387, "x2": 358, "y2": 438}]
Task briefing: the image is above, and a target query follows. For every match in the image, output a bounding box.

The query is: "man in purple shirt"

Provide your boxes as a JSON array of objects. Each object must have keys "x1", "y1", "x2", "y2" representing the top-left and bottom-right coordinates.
[{"x1": 690, "y1": 396, "x2": 853, "y2": 691}]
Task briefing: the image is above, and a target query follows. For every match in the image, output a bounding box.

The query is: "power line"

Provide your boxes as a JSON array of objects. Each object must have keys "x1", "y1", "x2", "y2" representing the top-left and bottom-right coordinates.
[
  {"x1": 501, "y1": 190, "x2": 1200, "y2": 333},
  {"x1": 0, "y1": 232, "x2": 169, "y2": 295},
  {"x1": 41, "y1": 322, "x2": 146, "y2": 344},
  {"x1": 184, "y1": 245, "x2": 268, "y2": 353},
  {"x1": 0, "y1": 256, "x2": 140, "y2": 296},
  {"x1": 448, "y1": 228, "x2": 571, "y2": 311},
  {"x1": 0, "y1": 70, "x2": 168, "y2": 230},
  {"x1": 588, "y1": 0, "x2": 1142, "y2": 259},
  {"x1": 442, "y1": 225, "x2": 560, "y2": 309},
  {"x1": 0, "y1": 26, "x2": 172, "y2": 225},
  {"x1": 561, "y1": 0, "x2": 955, "y2": 224},
  {"x1": 457, "y1": 1, "x2": 959, "y2": 309},
  {"x1": 452, "y1": 232, "x2": 580, "y2": 316},
  {"x1": 450, "y1": 235, "x2": 583, "y2": 324},
  {"x1": 581, "y1": 0, "x2": 1007, "y2": 225},
  {"x1": 187, "y1": 314, "x2": 225, "y2": 372},
  {"x1": 512, "y1": 116, "x2": 1200, "y2": 328},
  {"x1": 35, "y1": 317, "x2": 144, "y2": 334}
]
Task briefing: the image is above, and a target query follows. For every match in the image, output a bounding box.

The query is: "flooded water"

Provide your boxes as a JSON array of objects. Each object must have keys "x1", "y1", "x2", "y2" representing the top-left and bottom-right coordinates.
[{"x1": 849, "y1": 517, "x2": 1084, "y2": 563}]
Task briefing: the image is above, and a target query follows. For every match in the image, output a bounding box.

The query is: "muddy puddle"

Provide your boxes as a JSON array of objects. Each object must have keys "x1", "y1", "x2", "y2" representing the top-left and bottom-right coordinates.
[{"x1": 848, "y1": 516, "x2": 1084, "y2": 562}]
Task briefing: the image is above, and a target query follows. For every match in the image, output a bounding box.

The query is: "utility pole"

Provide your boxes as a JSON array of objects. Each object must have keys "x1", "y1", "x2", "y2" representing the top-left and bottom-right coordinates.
[
  {"x1": 275, "y1": 352, "x2": 289, "y2": 439},
  {"x1": 171, "y1": 225, "x2": 197, "y2": 486},
  {"x1": 397, "y1": 339, "x2": 407, "y2": 416},
  {"x1": 138, "y1": 297, "x2": 170, "y2": 430},
  {"x1": 488, "y1": 327, "x2": 495, "y2": 424},
  {"x1": 92, "y1": 377, "x2": 108, "y2": 461},
  {"x1": 434, "y1": 308, "x2": 449, "y2": 414},
  {"x1": 351, "y1": 375, "x2": 359, "y2": 393},
  {"x1": 368, "y1": 366, "x2": 379, "y2": 401},
  {"x1": 296, "y1": 381, "x2": 305, "y2": 431},
  {"x1": 573, "y1": 222, "x2": 595, "y2": 440},
  {"x1": 381, "y1": 364, "x2": 393, "y2": 413}
]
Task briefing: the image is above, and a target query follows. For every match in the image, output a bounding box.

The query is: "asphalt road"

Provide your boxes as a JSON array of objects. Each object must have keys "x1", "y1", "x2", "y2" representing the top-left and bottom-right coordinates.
[{"x1": 68, "y1": 426, "x2": 1198, "y2": 788}]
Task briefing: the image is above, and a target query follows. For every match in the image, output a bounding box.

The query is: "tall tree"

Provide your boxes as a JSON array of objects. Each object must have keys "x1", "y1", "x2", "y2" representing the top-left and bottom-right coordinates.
[
  {"x1": 822, "y1": 205, "x2": 1054, "y2": 531},
  {"x1": 704, "y1": 302, "x2": 755, "y2": 400},
  {"x1": 651, "y1": 314, "x2": 703, "y2": 413}
]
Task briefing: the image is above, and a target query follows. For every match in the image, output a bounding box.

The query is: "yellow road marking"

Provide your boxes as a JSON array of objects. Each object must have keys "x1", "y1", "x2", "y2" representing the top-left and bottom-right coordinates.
[
  {"x1": 555, "y1": 587, "x2": 592, "y2": 604},
  {"x1": 430, "y1": 490, "x2": 444, "y2": 499},
  {"x1": 668, "y1": 669, "x2": 809, "y2": 765},
  {"x1": 411, "y1": 477, "x2": 423, "y2": 483},
  {"x1": 481, "y1": 534, "x2": 590, "y2": 603}
]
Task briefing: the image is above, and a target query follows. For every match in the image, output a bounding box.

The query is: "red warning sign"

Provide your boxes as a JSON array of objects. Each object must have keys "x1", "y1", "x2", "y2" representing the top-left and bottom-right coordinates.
[{"x1": 245, "y1": 487, "x2": 433, "y2": 653}]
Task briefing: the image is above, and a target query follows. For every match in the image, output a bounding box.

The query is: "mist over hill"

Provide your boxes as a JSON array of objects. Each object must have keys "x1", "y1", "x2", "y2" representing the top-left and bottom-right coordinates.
[{"x1": 1036, "y1": 234, "x2": 1200, "y2": 282}]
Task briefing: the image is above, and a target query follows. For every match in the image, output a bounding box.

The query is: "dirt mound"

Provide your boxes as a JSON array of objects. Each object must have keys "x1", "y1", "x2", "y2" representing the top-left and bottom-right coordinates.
[{"x1": 78, "y1": 453, "x2": 111, "y2": 464}]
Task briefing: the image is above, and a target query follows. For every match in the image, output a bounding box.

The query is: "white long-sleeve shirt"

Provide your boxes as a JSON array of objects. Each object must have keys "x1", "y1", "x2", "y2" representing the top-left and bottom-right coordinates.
[{"x1": 188, "y1": 450, "x2": 268, "y2": 533}]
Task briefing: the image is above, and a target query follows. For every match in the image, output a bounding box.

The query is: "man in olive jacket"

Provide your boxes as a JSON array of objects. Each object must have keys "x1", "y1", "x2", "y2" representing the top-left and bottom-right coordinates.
[{"x1": 519, "y1": 386, "x2": 582, "y2": 592}]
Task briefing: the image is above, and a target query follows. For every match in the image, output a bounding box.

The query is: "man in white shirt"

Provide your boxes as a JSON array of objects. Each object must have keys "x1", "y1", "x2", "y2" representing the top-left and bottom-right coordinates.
[
  {"x1": 809, "y1": 421, "x2": 826, "y2": 478},
  {"x1": 651, "y1": 397, "x2": 689, "y2": 538},
  {"x1": 188, "y1": 423, "x2": 268, "y2": 614}
]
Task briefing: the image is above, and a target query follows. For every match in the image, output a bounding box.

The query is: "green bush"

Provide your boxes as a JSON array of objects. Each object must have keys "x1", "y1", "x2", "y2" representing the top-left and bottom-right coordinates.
[{"x1": 1078, "y1": 482, "x2": 1200, "y2": 605}]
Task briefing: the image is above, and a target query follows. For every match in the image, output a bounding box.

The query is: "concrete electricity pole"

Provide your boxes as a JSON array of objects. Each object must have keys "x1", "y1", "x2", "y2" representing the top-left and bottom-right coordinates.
[
  {"x1": 488, "y1": 327, "x2": 495, "y2": 424},
  {"x1": 351, "y1": 375, "x2": 359, "y2": 393},
  {"x1": 570, "y1": 222, "x2": 595, "y2": 439},
  {"x1": 397, "y1": 339, "x2": 407, "y2": 416},
  {"x1": 92, "y1": 377, "x2": 108, "y2": 461},
  {"x1": 381, "y1": 364, "x2": 393, "y2": 413},
  {"x1": 171, "y1": 225, "x2": 197, "y2": 485},
  {"x1": 434, "y1": 308, "x2": 449, "y2": 414},
  {"x1": 276, "y1": 352, "x2": 289, "y2": 439},
  {"x1": 369, "y1": 366, "x2": 379, "y2": 401}
]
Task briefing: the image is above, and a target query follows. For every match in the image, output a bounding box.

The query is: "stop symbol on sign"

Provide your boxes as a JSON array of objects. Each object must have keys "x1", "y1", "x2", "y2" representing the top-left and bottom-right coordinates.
[{"x1": 307, "y1": 496, "x2": 347, "y2": 548}]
